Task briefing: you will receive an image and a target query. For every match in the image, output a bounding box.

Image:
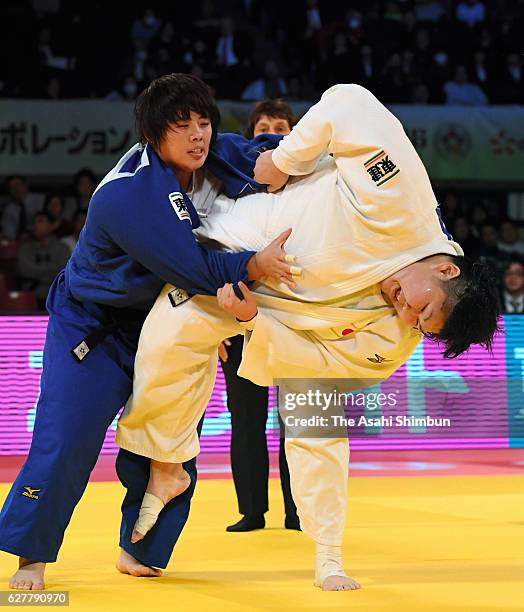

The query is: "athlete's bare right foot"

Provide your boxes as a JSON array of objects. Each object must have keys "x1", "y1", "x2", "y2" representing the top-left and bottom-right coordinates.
[
  {"x1": 9, "y1": 558, "x2": 46, "y2": 590},
  {"x1": 320, "y1": 575, "x2": 361, "y2": 591},
  {"x1": 116, "y1": 549, "x2": 162, "y2": 578}
]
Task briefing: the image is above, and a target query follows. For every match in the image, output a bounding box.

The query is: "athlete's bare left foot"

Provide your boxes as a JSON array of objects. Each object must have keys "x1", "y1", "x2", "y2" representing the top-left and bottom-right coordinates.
[
  {"x1": 131, "y1": 461, "x2": 191, "y2": 543},
  {"x1": 321, "y1": 575, "x2": 361, "y2": 591},
  {"x1": 116, "y1": 549, "x2": 162, "y2": 578},
  {"x1": 9, "y1": 558, "x2": 46, "y2": 590}
]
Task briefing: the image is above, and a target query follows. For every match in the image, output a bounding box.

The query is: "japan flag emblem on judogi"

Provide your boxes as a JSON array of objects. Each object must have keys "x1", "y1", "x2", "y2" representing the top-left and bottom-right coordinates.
[{"x1": 168, "y1": 192, "x2": 191, "y2": 221}]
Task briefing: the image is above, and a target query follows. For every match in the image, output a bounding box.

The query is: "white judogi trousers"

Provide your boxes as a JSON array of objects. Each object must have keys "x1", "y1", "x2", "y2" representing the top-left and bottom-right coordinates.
[{"x1": 116, "y1": 288, "x2": 355, "y2": 545}]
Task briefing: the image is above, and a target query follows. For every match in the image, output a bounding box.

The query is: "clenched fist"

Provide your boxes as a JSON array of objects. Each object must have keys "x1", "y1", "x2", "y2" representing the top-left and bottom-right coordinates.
[{"x1": 217, "y1": 281, "x2": 258, "y2": 322}]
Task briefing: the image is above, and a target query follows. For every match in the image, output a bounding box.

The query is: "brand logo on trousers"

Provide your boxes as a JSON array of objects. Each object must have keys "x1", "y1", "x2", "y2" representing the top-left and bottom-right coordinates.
[
  {"x1": 21, "y1": 487, "x2": 41, "y2": 500},
  {"x1": 366, "y1": 354, "x2": 392, "y2": 364}
]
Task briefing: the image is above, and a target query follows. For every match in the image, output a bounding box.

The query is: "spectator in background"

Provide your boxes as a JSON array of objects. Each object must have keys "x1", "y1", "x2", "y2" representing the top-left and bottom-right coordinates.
[
  {"x1": 494, "y1": 53, "x2": 523, "y2": 104},
  {"x1": 43, "y1": 194, "x2": 73, "y2": 238},
  {"x1": 17, "y1": 212, "x2": 70, "y2": 309},
  {"x1": 452, "y1": 217, "x2": 481, "y2": 257},
  {"x1": 411, "y1": 82, "x2": 430, "y2": 104},
  {"x1": 183, "y1": 38, "x2": 211, "y2": 72},
  {"x1": 477, "y1": 222, "x2": 508, "y2": 273},
  {"x1": 64, "y1": 168, "x2": 97, "y2": 220},
  {"x1": 415, "y1": 0, "x2": 447, "y2": 23},
  {"x1": 131, "y1": 8, "x2": 161, "y2": 42},
  {"x1": 37, "y1": 27, "x2": 71, "y2": 72},
  {"x1": 44, "y1": 76, "x2": 61, "y2": 100},
  {"x1": 244, "y1": 99, "x2": 296, "y2": 138},
  {"x1": 359, "y1": 45, "x2": 376, "y2": 89},
  {"x1": 306, "y1": 0, "x2": 323, "y2": 36},
  {"x1": 222, "y1": 98, "x2": 299, "y2": 533},
  {"x1": 501, "y1": 260, "x2": 524, "y2": 313},
  {"x1": 105, "y1": 75, "x2": 139, "y2": 102},
  {"x1": 477, "y1": 28, "x2": 493, "y2": 55},
  {"x1": 399, "y1": 10, "x2": 418, "y2": 49},
  {"x1": 483, "y1": 197, "x2": 504, "y2": 225},
  {"x1": 440, "y1": 192, "x2": 463, "y2": 226},
  {"x1": 470, "y1": 204, "x2": 488, "y2": 238},
  {"x1": 150, "y1": 22, "x2": 185, "y2": 74},
  {"x1": 456, "y1": 0, "x2": 486, "y2": 28},
  {"x1": 151, "y1": 21, "x2": 178, "y2": 56},
  {"x1": 412, "y1": 28, "x2": 433, "y2": 78},
  {"x1": 215, "y1": 17, "x2": 254, "y2": 99},
  {"x1": 242, "y1": 59, "x2": 287, "y2": 101},
  {"x1": 61, "y1": 210, "x2": 87, "y2": 255},
  {"x1": 498, "y1": 220, "x2": 524, "y2": 256},
  {"x1": 0, "y1": 176, "x2": 44, "y2": 241},
  {"x1": 378, "y1": 53, "x2": 409, "y2": 103},
  {"x1": 444, "y1": 65, "x2": 488, "y2": 105},
  {"x1": 216, "y1": 17, "x2": 239, "y2": 70},
  {"x1": 470, "y1": 50, "x2": 492, "y2": 96},
  {"x1": 286, "y1": 75, "x2": 307, "y2": 101},
  {"x1": 428, "y1": 51, "x2": 451, "y2": 103},
  {"x1": 384, "y1": 1, "x2": 404, "y2": 23},
  {"x1": 325, "y1": 32, "x2": 353, "y2": 86},
  {"x1": 479, "y1": 223, "x2": 500, "y2": 256}
]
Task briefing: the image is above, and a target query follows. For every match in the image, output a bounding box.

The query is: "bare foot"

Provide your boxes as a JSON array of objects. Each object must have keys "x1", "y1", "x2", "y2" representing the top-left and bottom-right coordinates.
[
  {"x1": 116, "y1": 549, "x2": 162, "y2": 578},
  {"x1": 9, "y1": 558, "x2": 46, "y2": 590},
  {"x1": 321, "y1": 575, "x2": 361, "y2": 591},
  {"x1": 315, "y1": 544, "x2": 361, "y2": 592},
  {"x1": 131, "y1": 460, "x2": 191, "y2": 543}
]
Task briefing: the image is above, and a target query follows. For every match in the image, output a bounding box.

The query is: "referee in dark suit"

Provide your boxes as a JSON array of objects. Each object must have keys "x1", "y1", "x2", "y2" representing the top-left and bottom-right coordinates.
[{"x1": 221, "y1": 335, "x2": 299, "y2": 531}]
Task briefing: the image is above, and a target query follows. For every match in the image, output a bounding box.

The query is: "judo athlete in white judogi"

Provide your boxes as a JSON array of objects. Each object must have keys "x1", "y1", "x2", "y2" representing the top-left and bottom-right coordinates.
[{"x1": 115, "y1": 84, "x2": 499, "y2": 591}]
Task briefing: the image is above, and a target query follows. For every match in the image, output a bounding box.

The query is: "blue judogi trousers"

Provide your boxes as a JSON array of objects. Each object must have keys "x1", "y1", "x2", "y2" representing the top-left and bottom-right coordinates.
[{"x1": 0, "y1": 272, "x2": 197, "y2": 568}]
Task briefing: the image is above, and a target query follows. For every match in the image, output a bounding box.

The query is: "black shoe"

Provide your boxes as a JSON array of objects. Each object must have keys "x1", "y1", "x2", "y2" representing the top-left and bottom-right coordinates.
[
  {"x1": 226, "y1": 515, "x2": 265, "y2": 532},
  {"x1": 285, "y1": 514, "x2": 301, "y2": 530}
]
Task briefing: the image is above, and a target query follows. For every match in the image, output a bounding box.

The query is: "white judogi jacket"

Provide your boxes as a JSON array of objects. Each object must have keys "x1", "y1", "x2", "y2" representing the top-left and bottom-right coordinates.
[{"x1": 194, "y1": 84, "x2": 463, "y2": 385}]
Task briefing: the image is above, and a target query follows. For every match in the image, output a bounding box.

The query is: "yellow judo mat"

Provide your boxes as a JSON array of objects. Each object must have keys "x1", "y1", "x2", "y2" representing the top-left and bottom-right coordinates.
[{"x1": 0, "y1": 475, "x2": 523, "y2": 611}]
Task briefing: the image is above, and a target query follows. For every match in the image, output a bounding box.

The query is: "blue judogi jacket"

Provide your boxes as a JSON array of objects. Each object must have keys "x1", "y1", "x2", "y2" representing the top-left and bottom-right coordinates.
[{"x1": 64, "y1": 133, "x2": 281, "y2": 311}]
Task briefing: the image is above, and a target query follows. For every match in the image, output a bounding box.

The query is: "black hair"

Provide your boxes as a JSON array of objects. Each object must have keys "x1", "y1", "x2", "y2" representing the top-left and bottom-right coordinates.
[
  {"x1": 135, "y1": 73, "x2": 220, "y2": 150},
  {"x1": 429, "y1": 256, "x2": 502, "y2": 358},
  {"x1": 505, "y1": 256, "x2": 524, "y2": 270}
]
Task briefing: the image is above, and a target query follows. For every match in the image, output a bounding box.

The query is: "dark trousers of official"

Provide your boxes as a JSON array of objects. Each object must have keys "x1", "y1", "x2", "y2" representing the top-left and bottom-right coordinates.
[
  {"x1": 221, "y1": 335, "x2": 297, "y2": 518},
  {"x1": 0, "y1": 272, "x2": 196, "y2": 569}
]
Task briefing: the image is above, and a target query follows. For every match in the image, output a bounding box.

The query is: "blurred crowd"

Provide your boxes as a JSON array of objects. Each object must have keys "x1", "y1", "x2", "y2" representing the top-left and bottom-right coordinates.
[
  {"x1": 439, "y1": 192, "x2": 524, "y2": 314},
  {"x1": 0, "y1": 172, "x2": 92, "y2": 311},
  {"x1": 1, "y1": 0, "x2": 523, "y2": 104},
  {"x1": 1, "y1": 171, "x2": 524, "y2": 314}
]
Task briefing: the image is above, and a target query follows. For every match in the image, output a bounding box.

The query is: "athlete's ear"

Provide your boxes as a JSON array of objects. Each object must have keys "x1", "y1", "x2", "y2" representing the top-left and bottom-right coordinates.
[{"x1": 436, "y1": 262, "x2": 460, "y2": 280}]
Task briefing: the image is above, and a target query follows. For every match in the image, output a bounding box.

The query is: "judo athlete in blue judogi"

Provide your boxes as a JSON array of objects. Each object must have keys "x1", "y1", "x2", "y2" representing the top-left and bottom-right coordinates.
[{"x1": 0, "y1": 74, "x2": 295, "y2": 590}]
